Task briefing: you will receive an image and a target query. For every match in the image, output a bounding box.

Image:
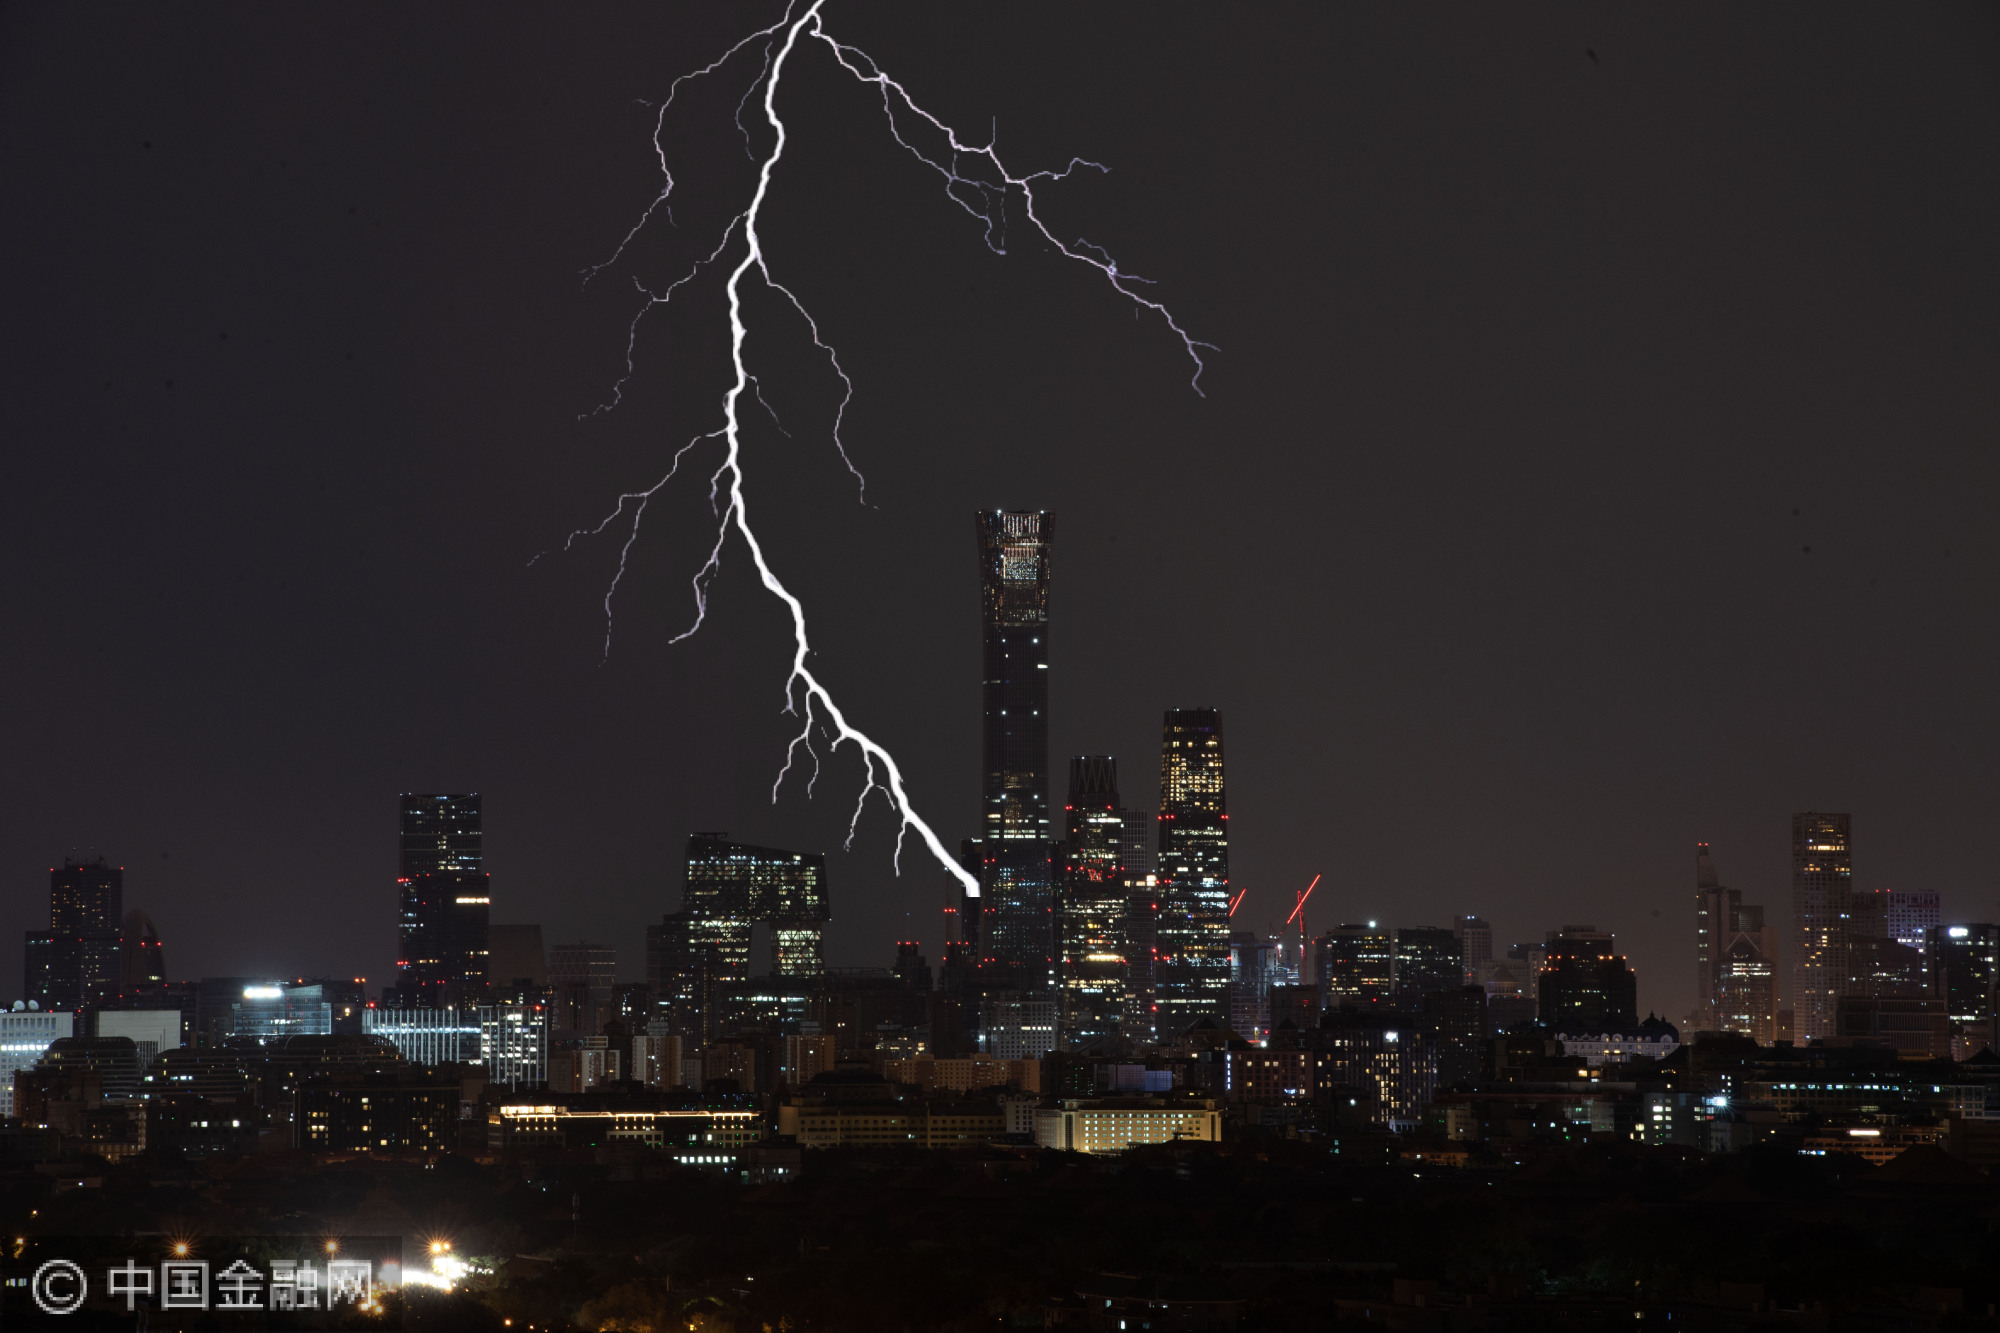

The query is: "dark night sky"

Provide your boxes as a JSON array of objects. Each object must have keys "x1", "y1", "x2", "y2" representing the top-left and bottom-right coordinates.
[{"x1": 4, "y1": 4, "x2": 1997, "y2": 1024}]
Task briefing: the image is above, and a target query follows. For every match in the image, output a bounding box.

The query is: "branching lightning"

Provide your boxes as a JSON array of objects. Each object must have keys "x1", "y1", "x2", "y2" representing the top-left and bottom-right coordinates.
[{"x1": 554, "y1": 1, "x2": 1211, "y2": 899}]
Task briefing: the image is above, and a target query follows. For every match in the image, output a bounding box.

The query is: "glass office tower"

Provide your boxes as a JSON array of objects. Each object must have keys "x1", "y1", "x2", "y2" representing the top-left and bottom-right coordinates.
[
  {"x1": 974, "y1": 511, "x2": 1055, "y2": 988},
  {"x1": 1153, "y1": 708, "x2": 1231, "y2": 1033}
]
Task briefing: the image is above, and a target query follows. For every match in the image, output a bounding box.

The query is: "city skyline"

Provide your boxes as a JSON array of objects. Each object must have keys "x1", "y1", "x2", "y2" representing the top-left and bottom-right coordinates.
[{"x1": 7, "y1": 3, "x2": 1999, "y2": 1037}]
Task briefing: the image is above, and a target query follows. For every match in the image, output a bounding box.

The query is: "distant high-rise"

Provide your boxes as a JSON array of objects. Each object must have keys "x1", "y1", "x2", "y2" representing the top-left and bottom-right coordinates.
[
  {"x1": 549, "y1": 941, "x2": 618, "y2": 1035},
  {"x1": 1318, "y1": 923, "x2": 1393, "y2": 1007},
  {"x1": 118, "y1": 910, "x2": 166, "y2": 991},
  {"x1": 1844, "y1": 889, "x2": 1928, "y2": 1000},
  {"x1": 25, "y1": 857, "x2": 124, "y2": 1012},
  {"x1": 1791, "y1": 812, "x2": 1852, "y2": 1043},
  {"x1": 1885, "y1": 889, "x2": 1942, "y2": 967},
  {"x1": 1930, "y1": 924, "x2": 2000, "y2": 1027},
  {"x1": 487, "y1": 924, "x2": 549, "y2": 990},
  {"x1": 1539, "y1": 925, "x2": 1638, "y2": 1032},
  {"x1": 1057, "y1": 756, "x2": 1128, "y2": 1049},
  {"x1": 1692, "y1": 843, "x2": 1725, "y2": 1028},
  {"x1": 396, "y1": 794, "x2": 490, "y2": 1003},
  {"x1": 651, "y1": 833, "x2": 830, "y2": 1041},
  {"x1": 683, "y1": 834, "x2": 829, "y2": 978},
  {"x1": 1452, "y1": 916, "x2": 1493, "y2": 985},
  {"x1": 974, "y1": 511, "x2": 1055, "y2": 986},
  {"x1": 1153, "y1": 708, "x2": 1231, "y2": 1033},
  {"x1": 1690, "y1": 843, "x2": 1777, "y2": 1041},
  {"x1": 1227, "y1": 932, "x2": 1275, "y2": 1044},
  {"x1": 1117, "y1": 810, "x2": 1156, "y2": 881},
  {"x1": 1391, "y1": 927, "x2": 1462, "y2": 1005}
]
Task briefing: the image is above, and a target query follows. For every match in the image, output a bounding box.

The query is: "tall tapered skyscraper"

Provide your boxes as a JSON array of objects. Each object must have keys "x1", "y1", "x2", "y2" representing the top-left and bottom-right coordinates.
[
  {"x1": 975, "y1": 512, "x2": 1055, "y2": 986},
  {"x1": 1154, "y1": 708, "x2": 1231, "y2": 1032},
  {"x1": 396, "y1": 793, "x2": 490, "y2": 1003},
  {"x1": 1792, "y1": 812, "x2": 1852, "y2": 1042}
]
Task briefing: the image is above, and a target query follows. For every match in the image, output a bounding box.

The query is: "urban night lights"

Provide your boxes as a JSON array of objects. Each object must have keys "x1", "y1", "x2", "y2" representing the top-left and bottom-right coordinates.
[{"x1": 8, "y1": 2, "x2": 1998, "y2": 1326}]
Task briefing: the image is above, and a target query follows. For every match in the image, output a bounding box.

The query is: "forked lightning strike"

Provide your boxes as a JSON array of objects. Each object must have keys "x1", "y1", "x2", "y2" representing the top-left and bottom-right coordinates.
[{"x1": 556, "y1": 0, "x2": 1210, "y2": 898}]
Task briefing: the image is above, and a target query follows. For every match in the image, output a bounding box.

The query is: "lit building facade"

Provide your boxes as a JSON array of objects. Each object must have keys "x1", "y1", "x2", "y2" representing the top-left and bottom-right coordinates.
[
  {"x1": 1792, "y1": 811, "x2": 1852, "y2": 1042},
  {"x1": 0, "y1": 1008, "x2": 74, "y2": 1118},
  {"x1": 491, "y1": 1098, "x2": 763, "y2": 1160},
  {"x1": 1317, "y1": 923, "x2": 1393, "y2": 1006},
  {"x1": 363, "y1": 1005, "x2": 481, "y2": 1065},
  {"x1": 1931, "y1": 924, "x2": 2000, "y2": 1027},
  {"x1": 1553, "y1": 1016, "x2": 1681, "y2": 1067},
  {"x1": 974, "y1": 511, "x2": 1055, "y2": 985},
  {"x1": 297, "y1": 1080, "x2": 458, "y2": 1154},
  {"x1": 652, "y1": 835, "x2": 829, "y2": 1041},
  {"x1": 1058, "y1": 755, "x2": 1128, "y2": 1048},
  {"x1": 1153, "y1": 708, "x2": 1231, "y2": 1034},
  {"x1": 979, "y1": 992, "x2": 1057, "y2": 1060},
  {"x1": 1392, "y1": 927, "x2": 1462, "y2": 1005},
  {"x1": 396, "y1": 793, "x2": 490, "y2": 1002},
  {"x1": 1313, "y1": 1010, "x2": 1439, "y2": 1129},
  {"x1": 480, "y1": 1002, "x2": 550, "y2": 1087},
  {"x1": 1689, "y1": 844, "x2": 1778, "y2": 1042},
  {"x1": 1886, "y1": 889, "x2": 1941, "y2": 963},
  {"x1": 1033, "y1": 1098, "x2": 1222, "y2": 1153},
  {"x1": 231, "y1": 983, "x2": 335, "y2": 1042}
]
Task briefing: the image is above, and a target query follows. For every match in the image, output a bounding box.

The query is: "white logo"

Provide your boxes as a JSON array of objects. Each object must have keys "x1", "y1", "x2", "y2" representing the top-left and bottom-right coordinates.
[{"x1": 31, "y1": 1259, "x2": 87, "y2": 1316}]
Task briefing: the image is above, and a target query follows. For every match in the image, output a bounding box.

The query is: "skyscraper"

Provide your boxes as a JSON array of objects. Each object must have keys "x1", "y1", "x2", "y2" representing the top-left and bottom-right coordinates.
[
  {"x1": 1391, "y1": 927, "x2": 1463, "y2": 1005},
  {"x1": 1791, "y1": 812, "x2": 1852, "y2": 1043},
  {"x1": 1691, "y1": 842, "x2": 1725, "y2": 1029},
  {"x1": 1227, "y1": 932, "x2": 1275, "y2": 1044},
  {"x1": 118, "y1": 910, "x2": 166, "y2": 992},
  {"x1": 24, "y1": 857, "x2": 124, "y2": 1012},
  {"x1": 1885, "y1": 889, "x2": 1942, "y2": 968},
  {"x1": 1844, "y1": 889, "x2": 1927, "y2": 999},
  {"x1": 1930, "y1": 924, "x2": 2000, "y2": 1028},
  {"x1": 1057, "y1": 756, "x2": 1128, "y2": 1048},
  {"x1": 682, "y1": 833, "x2": 829, "y2": 978},
  {"x1": 1539, "y1": 926, "x2": 1639, "y2": 1032},
  {"x1": 549, "y1": 941, "x2": 618, "y2": 1035},
  {"x1": 651, "y1": 833, "x2": 830, "y2": 1041},
  {"x1": 1317, "y1": 923, "x2": 1393, "y2": 1007},
  {"x1": 1154, "y1": 709, "x2": 1232, "y2": 1033},
  {"x1": 1689, "y1": 843, "x2": 1776, "y2": 1039},
  {"x1": 1452, "y1": 915, "x2": 1493, "y2": 985},
  {"x1": 396, "y1": 793, "x2": 490, "y2": 1003},
  {"x1": 974, "y1": 511, "x2": 1055, "y2": 986}
]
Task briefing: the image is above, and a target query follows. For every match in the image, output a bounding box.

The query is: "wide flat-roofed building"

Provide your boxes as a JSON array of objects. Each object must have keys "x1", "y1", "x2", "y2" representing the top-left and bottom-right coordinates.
[{"x1": 1033, "y1": 1097, "x2": 1221, "y2": 1154}]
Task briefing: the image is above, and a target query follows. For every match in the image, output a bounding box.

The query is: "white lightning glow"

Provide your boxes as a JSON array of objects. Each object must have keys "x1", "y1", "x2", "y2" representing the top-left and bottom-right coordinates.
[{"x1": 560, "y1": 1, "x2": 1210, "y2": 898}]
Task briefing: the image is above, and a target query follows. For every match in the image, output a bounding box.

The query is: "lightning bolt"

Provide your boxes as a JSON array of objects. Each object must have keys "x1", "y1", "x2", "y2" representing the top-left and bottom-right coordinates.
[{"x1": 557, "y1": 1, "x2": 1212, "y2": 900}]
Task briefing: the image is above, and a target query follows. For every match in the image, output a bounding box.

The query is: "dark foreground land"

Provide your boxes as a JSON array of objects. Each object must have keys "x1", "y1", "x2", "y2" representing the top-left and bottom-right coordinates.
[{"x1": 10, "y1": 1138, "x2": 2000, "y2": 1331}]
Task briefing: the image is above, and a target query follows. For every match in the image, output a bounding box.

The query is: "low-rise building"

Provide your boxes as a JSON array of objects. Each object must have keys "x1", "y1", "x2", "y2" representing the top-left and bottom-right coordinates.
[
  {"x1": 1802, "y1": 1122, "x2": 1946, "y2": 1165},
  {"x1": 778, "y1": 1100, "x2": 1007, "y2": 1149},
  {"x1": 1554, "y1": 1015, "x2": 1681, "y2": 1068},
  {"x1": 296, "y1": 1077, "x2": 458, "y2": 1154},
  {"x1": 490, "y1": 1092, "x2": 764, "y2": 1164},
  {"x1": 0, "y1": 1006, "x2": 73, "y2": 1118},
  {"x1": 1225, "y1": 1047, "x2": 1313, "y2": 1102},
  {"x1": 1033, "y1": 1098, "x2": 1221, "y2": 1154},
  {"x1": 882, "y1": 1056, "x2": 1040, "y2": 1095}
]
